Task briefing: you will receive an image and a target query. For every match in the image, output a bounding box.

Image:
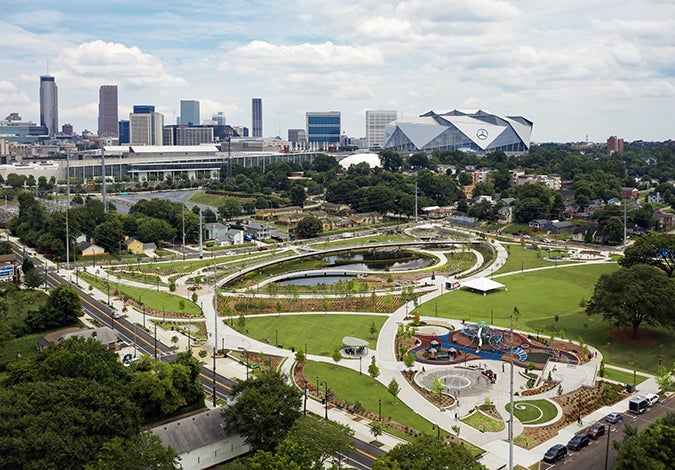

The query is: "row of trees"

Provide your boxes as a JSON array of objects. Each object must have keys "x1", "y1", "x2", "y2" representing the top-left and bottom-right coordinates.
[{"x1": 0, "y1": 337, "x2": 202, "y2": 468}]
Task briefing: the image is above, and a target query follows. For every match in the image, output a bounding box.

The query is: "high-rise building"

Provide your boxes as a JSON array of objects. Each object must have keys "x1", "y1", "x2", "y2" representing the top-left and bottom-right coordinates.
[
  {"x1": 252, "y1": 98, "x2": 262, "y2": 137},
  {"x1": 288, "y1": 129, "x2": 307, "y2": 143},
  {"x1": 98, "y1": 85, "x2": 118, "y2": 137},
  {"x1": 366, "y1": 110, "x2": 397, "y2": 149},
  {"x1": 129, "y1": 105, "x2": 163, "y2": 145},
  {"x1": 306, "y1": 111, "x2": 340, "y2": 144},
  {"x1": 211, "y1": 112, "x2": 226, "y2": 126},
  {"x1": 607, "y1": 136, "x2": 624, "y2": 155},
  {"x1": 39, "y1": 75, "x2": 58, "y2": 137},
  {"x1": 180, "y1": 100, "x2": 200, "y2": 126},
  {"x1": 61, "y1": 123, "x2": 73, "y2": 135},
  {"x1": 118, "y1": 120, "x2": 130, "y2": 144}
]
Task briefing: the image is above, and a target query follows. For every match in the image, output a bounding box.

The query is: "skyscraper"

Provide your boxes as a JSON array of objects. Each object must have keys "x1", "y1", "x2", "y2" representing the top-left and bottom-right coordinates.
[
  {"x1": 180, "y1": 100, "x2": 200, "y2": 126},
  {"x1": 366, "y1": 110, "x2": 397, "y2": 149},
  {"x1": 306, "y1": 111, "x2": 340, "y2": 144},
  {"x1": 39, "y1": 75, "x2": 58, "y2": 137},
  {"x1": 98, "y1": 85, "x2": 118, "y2": 137},
  {"x1": 252, "y1": 98, "x2": 262, "y2": 137},
  {"x1": 129, "y1": 105, "x2": 163, "y2": 145},
  {"x1": 211, "y1": 112, "x2": 226, "y2": 126}
]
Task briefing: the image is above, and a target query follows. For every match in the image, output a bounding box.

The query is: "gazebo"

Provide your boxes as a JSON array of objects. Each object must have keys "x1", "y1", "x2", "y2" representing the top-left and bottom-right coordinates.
[
  {"x1": 460, "y1": 278, "x2": 506, "y2": 295},
  {"x1": 341, "y1": 336, "x2": 369, "y2": 357}
]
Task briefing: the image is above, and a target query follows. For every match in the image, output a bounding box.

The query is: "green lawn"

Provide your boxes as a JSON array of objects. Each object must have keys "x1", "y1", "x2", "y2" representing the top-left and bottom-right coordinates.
[
  {"x1": 0, "y1": 332, "x2": 46, "y2": 370},
  {"x1": 303, "y1": 360, "x2": 434, "y2": 441},
  {"x1": 462, "y1": 410, "x2": 505, "y2": 432},
  {"x1": 308, "y1": 233, "x2": 412, "y2": 250},
  {"x1": 602, "y1": 366, "x2": 649, "y2": 385},
  {"x1": 505, "y1": 399, "x2": 559, "y2": 425},
  {"x1": 238, "y1": 314, "x2": 386, "y2": 356},
  {"x1": 80, "y1": 272, "x2": 202, "y2": 316},
  {"x1": 497, "y1": 244, "x2": 575, "y2": 274}
]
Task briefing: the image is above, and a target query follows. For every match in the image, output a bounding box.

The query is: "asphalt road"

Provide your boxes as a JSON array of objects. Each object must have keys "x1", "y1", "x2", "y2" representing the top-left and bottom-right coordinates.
[
  {"x1": 540, "y1": 395, "x2": 674, "y2": 470},
  {"x1": 26, "y1": 249, "x2": 383, "y2": 468}
]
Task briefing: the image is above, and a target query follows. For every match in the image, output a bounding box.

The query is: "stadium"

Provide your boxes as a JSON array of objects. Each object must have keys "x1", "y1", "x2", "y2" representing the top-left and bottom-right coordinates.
[{"x1": 383, "y1": 109, "x2": 533, "y2": 155}]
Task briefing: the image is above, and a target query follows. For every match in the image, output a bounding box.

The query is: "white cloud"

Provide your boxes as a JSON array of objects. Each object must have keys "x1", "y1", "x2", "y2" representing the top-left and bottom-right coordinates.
[
  {"x1": 53, "y1": 40, "x2": 186, "y2": 88},
  {"x1": 0, "y1": 81, "x2": 33, "y2": 108}
]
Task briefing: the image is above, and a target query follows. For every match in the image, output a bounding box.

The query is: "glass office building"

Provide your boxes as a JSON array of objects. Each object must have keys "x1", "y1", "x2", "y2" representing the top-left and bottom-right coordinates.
[{"x1": 306, "y1": 111, "x2": 340, "y2": 143}]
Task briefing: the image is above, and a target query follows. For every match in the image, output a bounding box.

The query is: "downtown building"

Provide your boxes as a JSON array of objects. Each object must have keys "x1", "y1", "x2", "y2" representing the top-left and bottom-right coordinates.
[
  {"x1": 39, "y1": 76, "x2": 58, "y2": 137},
  {"x1": 180, "y1": 100, "x2": 200, "y2": 126},
  {"x1": 306, "y1": 111, "x2": 340, "y2": 145},
  {"x1": 251, "y1": 98, "x2": 262, "y2": 137},
  {"x1": 98, "y1": 85, "x2": 118, "y2": 137},
  {"x1": 366, "y1": 110, "x2": 397, "y2": 150},
  {"x1": 129, "y1": 105, "x2": 163, "y2": 146},
  {"x1": 384, "y1": 109, "x2": 532, "y2": 155}
]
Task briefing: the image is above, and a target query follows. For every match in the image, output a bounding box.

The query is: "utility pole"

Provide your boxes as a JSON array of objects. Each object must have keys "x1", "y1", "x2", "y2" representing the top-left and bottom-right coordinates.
[
  {"x1": 101, "y1": 145, "x2": 107, "y2": 213},
  {"x1": 65, "y1": 151, "x2": 70, "y2": 270}
]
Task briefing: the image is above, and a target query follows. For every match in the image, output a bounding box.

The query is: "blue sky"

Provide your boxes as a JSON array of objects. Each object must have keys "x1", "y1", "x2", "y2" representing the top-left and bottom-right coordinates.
[{"x1": 1, "y1": 0, "x2": 673, "y2": 143}]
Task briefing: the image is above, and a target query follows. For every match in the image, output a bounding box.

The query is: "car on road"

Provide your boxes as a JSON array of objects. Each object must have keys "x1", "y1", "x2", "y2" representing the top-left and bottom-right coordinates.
[
  {"x1": 567, "y1": 433, "x2": 590, "y2": 451},
  {"x1": 606, "y1": 412, "x2": 623, "y2": 424},
  {"x1": 543, "y1": 444, "x2": 567, "y2": 463},
  {"x1": 587, "y1": 423, "x2": 606, "y2": 439},
  {"x1": 645, "y1": 393, "x2": 659, "y2": 406},
  {"x1": 112, "y1": 312, "x2": 122, "y2": 319}
]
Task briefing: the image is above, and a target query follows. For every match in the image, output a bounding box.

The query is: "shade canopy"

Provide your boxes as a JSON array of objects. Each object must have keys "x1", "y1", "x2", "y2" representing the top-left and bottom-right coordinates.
[
  {"x1": 342, "y1": 336, "x2": 369, "y2": 347},
  {"x1": 461, "y1": 277, "x2": 505, "y2": 293}
]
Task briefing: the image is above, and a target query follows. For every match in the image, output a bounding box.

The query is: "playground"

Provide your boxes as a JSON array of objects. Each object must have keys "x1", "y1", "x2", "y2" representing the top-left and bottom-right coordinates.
[{"x1": 411, "y1": 322, "x2": 581, "y2": 369}]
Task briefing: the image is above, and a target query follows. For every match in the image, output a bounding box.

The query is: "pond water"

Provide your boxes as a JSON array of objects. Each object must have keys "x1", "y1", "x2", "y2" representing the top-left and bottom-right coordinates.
[{"x1": 277, "y1": 274, "x2": 356, "y2": 286}]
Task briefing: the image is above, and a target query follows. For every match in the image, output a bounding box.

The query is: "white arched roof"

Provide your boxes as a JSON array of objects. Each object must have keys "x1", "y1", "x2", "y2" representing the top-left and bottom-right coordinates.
[{"x1": 339, "y1": 153, "x2": 381, "y2": 170}]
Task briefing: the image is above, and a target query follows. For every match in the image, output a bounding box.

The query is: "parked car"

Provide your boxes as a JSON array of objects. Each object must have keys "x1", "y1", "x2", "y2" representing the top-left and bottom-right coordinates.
[
  {"x1": 543, "y1": 444, "x2": 567, "y2": 463},
  {"x1": 587, "y1": 423, "x2": 606, "y2": 439},
  {"x1": 645, "y1": 393, "x2": 659, "y2": 406},
  {"x1": 606, "y1": 412, "x2": 623, "y2": 424},
  {"x1": 567, "y1": 433, "x2": 590, "y2": 451}
]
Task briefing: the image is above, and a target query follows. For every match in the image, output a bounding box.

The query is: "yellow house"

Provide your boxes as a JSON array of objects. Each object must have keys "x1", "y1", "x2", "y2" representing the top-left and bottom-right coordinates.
[{"x1": 125, "y1": 238, "x2": 144, "y2": 255}]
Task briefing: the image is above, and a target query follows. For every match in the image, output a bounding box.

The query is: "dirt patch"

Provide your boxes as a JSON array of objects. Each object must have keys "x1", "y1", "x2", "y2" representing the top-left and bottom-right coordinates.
[{"x1": 610, "y1": 327, "x2": 657, "y2": 347}]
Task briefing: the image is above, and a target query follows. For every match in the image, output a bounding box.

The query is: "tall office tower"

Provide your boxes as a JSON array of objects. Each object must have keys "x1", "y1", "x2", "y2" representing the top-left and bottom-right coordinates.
[
  {"x1": 211, "y1": 112, "x2": 226, "y2": 126},
  {"x1": 129, "y1": 105, "x2": 164, "y2": 145},
  {"x1": 39, "y1": 75, "x2": 58, "y2": 137},
  {"x1": 306, "y1": 111, "x2": 341, "y2": 144},
  {"x1": 251, "y1": 98, "x2": 262, "y2": 137},
  {"x1": 180, "y1": 100, "x2": 200, "y2": 126},
  {"x1": 366, "y1": 110, "x2": 397, "y2": 149},
  {"x1": 118, "y1": 120, "x2": 130, "y2": 144},
  {"x1": 98, "y1": 85, "x2": 118, "y2": 137}
]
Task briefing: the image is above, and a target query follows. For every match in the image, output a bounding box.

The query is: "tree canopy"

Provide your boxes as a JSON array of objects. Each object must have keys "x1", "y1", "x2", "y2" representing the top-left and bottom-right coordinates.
[
  {"x1": 620, "y1": 233, "x2": 675, "y2": 277},
  {"x1": 221, "y1": 370, "x2": 302, "y2": 451},
  {"x1": 586, "y1": 263, "x2": 675, "y2": 338},
  {"x1": 295, "y1": 216, "x2": 323, "y2": 239},
  {"x1": 372, "y1": 434, "x2": 486, "y2": 470},
  {"x1": 614, "y1": 412, "x2": 674, "y2": 470}
]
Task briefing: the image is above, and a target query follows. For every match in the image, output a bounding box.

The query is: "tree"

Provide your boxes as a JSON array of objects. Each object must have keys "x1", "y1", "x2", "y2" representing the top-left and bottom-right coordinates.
[
  {"x1": 388, "y1": 378, "x2": 400, "y2": 402},
  {"x1": 372, "y1": 434, "x2": 486, "y2": 470},
  {"x1": 403, "y1": 352, "x2": 415, "y2": 369},
  {"x1": 332, "y1": 348, "x2": 342, "y2": 365},
  {"x1": 289, "y1": 183, "x2": 307, "y2": 208},
  {"x1": 23, "y1": 268, "x2": 43, "y2": 289},
  {"x1": 379, "y1": 150, "x2": 403, "y2": 172},
  {"x1": 586, "y1": 264, "x2": 675, "y2": 338},
  {"x1": 278, "y1": 415, "x2": 354, "y2": 470},
  {"x1": 369, "y1": 421, "x2": 384, "y2": 442},
  {"x1": 218, "y1": 197, "x2": 243, "y2": 220},
  {"x1": 614, "y1": 412, "x2": 674, "y2": 470},
  {"x1": 601, "y1": 216, "x2": 625, "y2": 245},
  {"x1": 294, "y1": 347, "x2": 306, "y2": 364},
  {"x1": 620, "y1": 233, "x2": 675, "y2": 277},
  {"x1": 221, "y1": 369, "x2": 302, "y2": 451},
  {"x1": 295, "y1": 216, "x2": 323, "y2": 239},
  {"x1": 85, "y1": 431, "x2": 181, "y2": 470},
  {"x1": 430, "y1": 376, "x2": 445, "y2": 409},
  {"x1": 655, "y1": 363, "x2": 675, "y2": 395},
  {"x1": 26, "y1": 284, "x2": 83, "y2": 332},
  {"x1": 368, "y1": 361, "x2": 380, "y2": 379}
]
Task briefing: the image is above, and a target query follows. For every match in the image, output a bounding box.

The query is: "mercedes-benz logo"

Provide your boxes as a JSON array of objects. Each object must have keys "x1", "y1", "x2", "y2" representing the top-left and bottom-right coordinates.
[{"x1": 476, "y1": 128, "x2": 489, "y2": 140}]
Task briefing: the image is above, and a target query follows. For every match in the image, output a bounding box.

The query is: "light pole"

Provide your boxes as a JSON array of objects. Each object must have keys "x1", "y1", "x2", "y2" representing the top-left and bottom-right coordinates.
[
  {"x1": 316, "y1": 376, "x2": 319, "y2": 397},
  {"x1": 154, "y1": 323, "x2": 158, "y2": 360},
  {"x1": 324, "y1": 382, "x2": 329, "y2": 419},
  {"x1": 359, "y1": 355, "x2": 362, "y2": 375},
  {"x1": 304, "y1": 382, "x2": 308, "y2": 415},
  {"x1": 106, "y1": 272, "x2": 110, "y2": 305},
  {"x1": 378, "y1": 399, "x2": 382, "y2": 422},
  {"x1": 433, "y1": 424, "x2": 441, "y2": 442},
  {"x1": 275, "y1": 329, "x2": 278, "y2": 347}
]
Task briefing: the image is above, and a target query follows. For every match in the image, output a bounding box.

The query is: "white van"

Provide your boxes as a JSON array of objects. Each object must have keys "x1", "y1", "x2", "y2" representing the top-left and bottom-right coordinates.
[{"x1": 645, "y1": 393, "x2": 659, "y2": 406}]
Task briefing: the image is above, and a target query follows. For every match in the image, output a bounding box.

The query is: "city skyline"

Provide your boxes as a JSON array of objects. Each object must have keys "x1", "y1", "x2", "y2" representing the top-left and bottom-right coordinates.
[{"x1": 1, "y1": 1, "x2": 673, "y2": 143}]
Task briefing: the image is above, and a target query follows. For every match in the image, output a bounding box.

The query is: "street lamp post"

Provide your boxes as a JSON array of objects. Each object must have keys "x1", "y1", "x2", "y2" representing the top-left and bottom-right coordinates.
[
  {"x1": 316, "y1": 376, "x2": 319, "y2": 397},
  {"x1": 359, "y1": 355, "x2": 362, "y2": 375},
  {"x1": 106, "y1": 272, "x2": 110, "y2": 305},
  {"x1": 378, "y1": 399, "x2": 382, "y2": 422},
  {"x1": 324, "y1": 382, "x2": 329, "y2": 419}
]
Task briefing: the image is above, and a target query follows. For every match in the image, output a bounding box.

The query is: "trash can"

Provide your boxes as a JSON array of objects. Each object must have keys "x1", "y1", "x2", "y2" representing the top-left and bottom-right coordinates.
[{"x1": 626, "y1": 383, "x2": 634, "y2": 393}]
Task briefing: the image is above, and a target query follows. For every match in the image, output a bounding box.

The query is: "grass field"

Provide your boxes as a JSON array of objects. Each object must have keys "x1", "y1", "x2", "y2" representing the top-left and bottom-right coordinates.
[
  {"x1": 0, "y1": 332, "x2": 46, "y2": 370},
  {"x1": 602, "y1": 366, "x2": 649, "y2": 385},
  {"x1": 506, "y1": 399, "x2": 559, "y2": 425},
  {"x1": 238, "y1": 314, "x2": 386, "y2": 356},
  {"x1": 308, "y1": 233, "x2": 412, "y2": 250},
  {"x1": 462, "y1": 410, "x2": 505, "y2": 432},
  {"x1": 497, "y1": 244, "x2": 575, "y2": 274}
]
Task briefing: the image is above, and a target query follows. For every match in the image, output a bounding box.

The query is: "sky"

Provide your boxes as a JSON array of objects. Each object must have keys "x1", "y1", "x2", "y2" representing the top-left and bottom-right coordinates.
[{"x1": 1, "y1": 0, "x2": 673, "y2": 143}]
